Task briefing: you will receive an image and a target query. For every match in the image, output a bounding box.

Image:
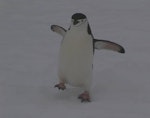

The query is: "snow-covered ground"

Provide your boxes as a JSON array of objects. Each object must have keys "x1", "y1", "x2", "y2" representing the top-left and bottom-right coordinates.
[{"x1": 0, "y1": 0, "x2": 150, "y2": 118}]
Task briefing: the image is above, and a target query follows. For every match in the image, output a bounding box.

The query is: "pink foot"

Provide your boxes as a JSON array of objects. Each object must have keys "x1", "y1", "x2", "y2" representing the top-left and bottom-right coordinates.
[
  {"x1": 78, "y1": 91, "x2": 91, "y2": 102},
  {"x1": 54, "y1": 83, "x2": 66, "y2": 90}
]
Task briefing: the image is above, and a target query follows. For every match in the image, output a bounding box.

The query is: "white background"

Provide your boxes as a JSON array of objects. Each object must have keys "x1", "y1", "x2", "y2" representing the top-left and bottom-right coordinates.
[{"x1": 0, "y1": 0, "x2": 150, "y2": 118}]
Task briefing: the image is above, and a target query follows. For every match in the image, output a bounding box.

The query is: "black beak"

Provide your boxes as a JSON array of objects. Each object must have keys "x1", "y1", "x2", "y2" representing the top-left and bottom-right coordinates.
[{"x1": 73, "y1": 20, "x2": 79, "y2": 25}]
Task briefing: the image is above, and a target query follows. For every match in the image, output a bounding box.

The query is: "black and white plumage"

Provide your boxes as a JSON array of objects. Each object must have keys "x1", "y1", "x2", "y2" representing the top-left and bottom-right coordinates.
[{"x1": 51, "y1": 13, "x2": 125, "y2": 102}]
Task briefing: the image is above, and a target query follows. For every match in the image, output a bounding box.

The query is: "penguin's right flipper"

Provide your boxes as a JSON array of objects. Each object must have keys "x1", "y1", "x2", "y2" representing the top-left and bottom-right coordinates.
[
  {"x1": 51, "y1": 25, "x2": 66, "y2": 37},
  {"x1": 94, "y1": 39, "x2": 125, "y2": 53}
]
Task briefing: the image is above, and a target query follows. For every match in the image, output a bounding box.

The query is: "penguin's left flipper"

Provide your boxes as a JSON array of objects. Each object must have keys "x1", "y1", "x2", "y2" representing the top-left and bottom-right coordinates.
[
  {"x1": 51, "y1": 25, "x2": 66, "y2": 37},
  {"x1": 94, "y1": 39, "x2": 125, "y2": 53}
]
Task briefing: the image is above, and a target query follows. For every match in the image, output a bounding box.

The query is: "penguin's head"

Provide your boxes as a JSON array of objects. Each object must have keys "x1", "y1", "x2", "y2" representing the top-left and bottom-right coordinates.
[{"x1": 71, "y1": 13, "x2": 88, "y2": 27}]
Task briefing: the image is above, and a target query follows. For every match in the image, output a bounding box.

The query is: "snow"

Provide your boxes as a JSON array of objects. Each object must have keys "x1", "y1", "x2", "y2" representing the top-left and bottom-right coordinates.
[{"x1": 0, "y1": 0, "x2": 150, "y2": 118}]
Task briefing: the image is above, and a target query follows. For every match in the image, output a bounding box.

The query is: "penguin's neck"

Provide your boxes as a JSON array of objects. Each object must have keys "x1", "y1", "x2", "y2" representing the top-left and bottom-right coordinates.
[{"x1": 70, "y1": 23, "x2": 88, "y2": 33}]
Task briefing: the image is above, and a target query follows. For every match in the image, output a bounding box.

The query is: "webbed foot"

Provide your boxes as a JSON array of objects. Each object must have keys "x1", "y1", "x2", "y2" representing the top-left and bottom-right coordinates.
[
  {"x1": 78, "y1": 91, "x2": 91, "y2": 102},
  {"x1": 54, "y1": 83, "x2": 66, "y2": 90}
]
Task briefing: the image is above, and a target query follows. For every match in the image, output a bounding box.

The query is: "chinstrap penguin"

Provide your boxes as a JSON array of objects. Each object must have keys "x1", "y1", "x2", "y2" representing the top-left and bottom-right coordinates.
[{"x1": 51, "y1": 13, "x2": 125, "y2": 102}]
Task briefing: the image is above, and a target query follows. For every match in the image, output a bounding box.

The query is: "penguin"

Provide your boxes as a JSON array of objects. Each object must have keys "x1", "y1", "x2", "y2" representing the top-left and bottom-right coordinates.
[{"x1": 51, "y1": 13, "x2": 125, "y2": 102}]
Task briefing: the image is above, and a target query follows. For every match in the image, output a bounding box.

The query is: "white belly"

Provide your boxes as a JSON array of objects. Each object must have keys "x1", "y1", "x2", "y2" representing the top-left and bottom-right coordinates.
[{"x1": 58, "y1": 29, "x2": 93, "y2": 90}]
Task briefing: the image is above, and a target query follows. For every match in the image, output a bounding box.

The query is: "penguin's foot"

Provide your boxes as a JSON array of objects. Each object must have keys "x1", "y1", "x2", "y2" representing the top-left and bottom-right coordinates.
[
  {"x1": 54, "y1": 83, "x2": 66, "y2": 90},
  {"x1": 78, "y1": 91, "x2": 91, "y2": 102}
]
